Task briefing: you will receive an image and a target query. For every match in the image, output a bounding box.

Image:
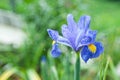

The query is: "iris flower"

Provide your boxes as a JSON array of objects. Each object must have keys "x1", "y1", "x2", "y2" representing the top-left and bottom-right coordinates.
[{"x1": 47, "y1": 14, "x2": 104, "y2": 62}]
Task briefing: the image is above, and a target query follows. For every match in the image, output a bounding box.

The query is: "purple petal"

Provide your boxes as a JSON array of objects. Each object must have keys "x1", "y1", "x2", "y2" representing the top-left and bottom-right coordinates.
[
  {"x1": 51, "y1": 43, "x2": 61, "y2": 57},
  {"x1": 78, "y1": 15, "x2": 91, "y2": 32},
  {"x1": 47, "y1": 29, "x2": 59, "y2": 40},
  {"x1": 61, "y1": 24, "x2": 77, "y2": 40},
  {"x1": 81, "y1": 29, "x2": 97, "y2": 45},
  {"x1": 81, "y1": 42, "x2": 104, "y2": 62},
  {"x1": 86, "y1": 29, "x2": 97, "y2": 42},
  {"x1": 67, "y1": 14, "x2": 77, "y2": 31},
  {"x1": 47, "y1": 29, "x2": 71, "y2": 47},
  {"x1": 80, "y1": 36, "x2": 92, "y2": 44},
  {"x1": 91, "y1": 42, "x2": 104, "y2": 58},
  {"x1": 76, "y1": 30, "x2": 97, "y2": 51},
  {"x1": 61, "y1": 24, "x2": 70, "y2": 38},
  {"x1": 76, "y1": 36, "x2": 92, "y2": 51},
  {"x1": 57, "y1": 36, "x2": 72, "y2": 47},
  {"x1": 61, "y1": 24, "x2": 76, "y2": 49},
  {"x1": 81, "y1": 46, "x2": 91, "y2": 62}
]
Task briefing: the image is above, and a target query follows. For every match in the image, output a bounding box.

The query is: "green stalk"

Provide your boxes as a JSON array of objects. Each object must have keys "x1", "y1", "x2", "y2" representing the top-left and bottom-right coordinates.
[
  {"x1": 103, "y1": 57, "x2": 109, "y2": 80},
  {"x1": 74, "y1": 52, "x2": 80, "y2": 80}
]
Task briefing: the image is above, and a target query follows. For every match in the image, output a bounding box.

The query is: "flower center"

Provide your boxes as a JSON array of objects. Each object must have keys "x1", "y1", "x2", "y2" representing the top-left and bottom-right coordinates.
[
  {"x1": 52, "y1": 41, "x2": 56, "y2": 45},
  {"x1": 88, "y1": 44, "x2": 96, "y2": 53}
]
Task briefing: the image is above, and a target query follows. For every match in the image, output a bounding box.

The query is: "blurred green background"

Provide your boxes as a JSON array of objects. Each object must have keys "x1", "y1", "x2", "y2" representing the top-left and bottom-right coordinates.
[{"x1": 0, "y1": 0, "x2": 120, "y2": 80}]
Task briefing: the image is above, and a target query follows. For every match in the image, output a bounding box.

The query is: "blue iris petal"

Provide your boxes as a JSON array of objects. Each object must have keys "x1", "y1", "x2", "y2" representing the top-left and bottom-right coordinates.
[
  {"x1": 47, "y1": 29, "x2": 71, "y2": 47},
  {"x1": 76, "y1": 29, "x2": 97, "y2": 51},
  {"x1": 47, "y1": 29, "x2": 59, "y2": 41},
  {"x1": 91, "y1": 42, "x2": 104, "y2": 58},
  {"x1": 61, "y1": 14, "x2": 80, "y2": 50},
  {"x1": 75, "y1": 16, "x2": 92, "y2": 50},
  {"x1": 61, "y1": 24, "x2": 72, "y2": 39},
  {"x1": 81, "y1": 30, "x2": 97, "y2": 45},
  {"x1": 81, "y1": 42, "x2": 104, "y2": 62},
  {"x1": 51, "y1": 43, "x2": 61, "y2": 57},
  {"x1": 78, "y1": 15, "x2": 91, "y2": 31},
  {"x1": 57, "y1": 36, "x2": 72, "y2": 47},
  {"x1": 61, "y1": 24, "x2": 76, "y2": 49},
  {"x1": 86, "y1": 30, "x2": 97, "y2": 42},
  {"x1": 67, "y1": 14, "x2": 77, "y2": 31}
]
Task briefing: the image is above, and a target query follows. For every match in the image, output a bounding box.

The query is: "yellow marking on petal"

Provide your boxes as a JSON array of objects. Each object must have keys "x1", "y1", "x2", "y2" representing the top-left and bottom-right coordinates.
[
  {"x1": 88, "y1": 44, "x2": 96, "y2": 53},
  {"x1": 52, "y1": 41, "x2": 56, "y2": 45}
]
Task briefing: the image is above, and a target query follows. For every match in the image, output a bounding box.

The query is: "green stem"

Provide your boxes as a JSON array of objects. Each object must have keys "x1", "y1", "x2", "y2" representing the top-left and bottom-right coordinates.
[
  {"x1": 103, "y1": 57, "x2": 109, "y2": 80},
  {"x1": 74, "y1": 52, "x2": 80, "y2": 80}
]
